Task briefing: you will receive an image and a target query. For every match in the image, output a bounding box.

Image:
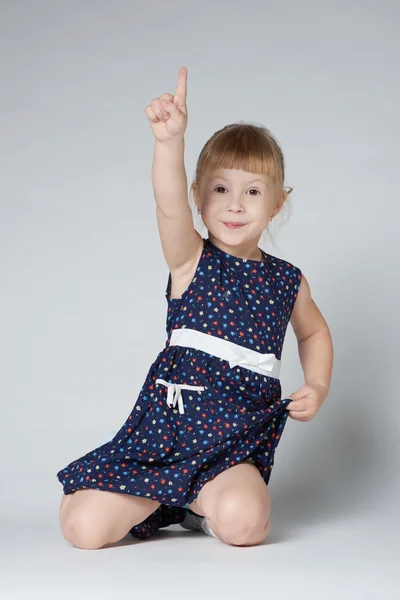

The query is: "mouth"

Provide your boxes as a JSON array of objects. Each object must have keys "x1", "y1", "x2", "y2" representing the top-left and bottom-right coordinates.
[{"x1": 222, "y1": 221, "x2": 246, "y2": 229}]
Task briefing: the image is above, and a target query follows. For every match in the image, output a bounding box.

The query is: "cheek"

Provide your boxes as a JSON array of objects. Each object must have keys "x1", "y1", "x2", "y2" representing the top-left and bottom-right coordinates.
[{"x1": 201, "y1": 199, "x2": 218, "y2": 216}]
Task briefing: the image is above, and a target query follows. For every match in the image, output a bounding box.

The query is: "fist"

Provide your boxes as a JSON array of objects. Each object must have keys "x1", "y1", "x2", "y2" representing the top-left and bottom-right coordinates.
[{"x1": 144, "y1": 66, "x2": 188, "y2": 142}]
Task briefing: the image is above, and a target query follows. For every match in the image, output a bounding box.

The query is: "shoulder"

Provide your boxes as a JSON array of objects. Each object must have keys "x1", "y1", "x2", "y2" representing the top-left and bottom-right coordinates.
[
  {"x1": 266, "y1": 253, "x2": 302, "y2": 289},
  {"x1": 289, "y1": 271, "x2": 328, "y2": 342}
]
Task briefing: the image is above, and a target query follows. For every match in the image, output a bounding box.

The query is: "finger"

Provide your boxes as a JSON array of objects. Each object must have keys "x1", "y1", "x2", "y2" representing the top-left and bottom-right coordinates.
[
  {"x1": 144, "y1": 105, "x2": 161, "y2": 123},
  {"x1": 286, "y1": 400, "x2": 307, "y2": 411},
  {"x1": 160, "y1": 93, "x2": 175, "y2": 118},
  {"x1": 151, "y1": 98, "x2": 168, "y2": 121},
  {"x1": 160, "y1": 93, "x2": 175, "y2": 103},
  {"x1": 289, "y1": 404, "x2": 308, "y2": 412},
  {"x1": 160, "y1": 98, "x2": 180, "y2": 118},
  {"x1": 289, "y1": 411, "x2": 310, "y2": 421},
  {"x1": 174, "y1": 66, "x2": 187, "y2": 107},
  {"x1": 286, "y1": 396, "x2": 307, "y2": 410},
  {"x1": 160, "y1": 99, "x2": 172, "y2": 113}
]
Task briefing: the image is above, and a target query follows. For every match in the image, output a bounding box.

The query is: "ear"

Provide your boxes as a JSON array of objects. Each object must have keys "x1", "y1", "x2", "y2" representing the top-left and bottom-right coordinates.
[
  {"x1": 191, "y1": 182, "x2": 200, "y2": 209},
  {"x1": 271, "y1": 187, "x2": 288, "y2": 219},
  {"x1": 279, "y1": 186, "x2": 290, "y2": 209}
]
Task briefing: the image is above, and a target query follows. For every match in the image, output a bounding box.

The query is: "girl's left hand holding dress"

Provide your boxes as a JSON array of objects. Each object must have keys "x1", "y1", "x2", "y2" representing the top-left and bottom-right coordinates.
[{"x1": 286, "y1": 383, "x2": 328, "y2": 421}]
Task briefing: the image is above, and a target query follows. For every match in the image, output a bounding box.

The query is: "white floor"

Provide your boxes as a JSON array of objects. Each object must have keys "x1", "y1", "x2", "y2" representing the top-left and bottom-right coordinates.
[{"x1": 2, "y1": 502, "x2": 399, "y2": 600}]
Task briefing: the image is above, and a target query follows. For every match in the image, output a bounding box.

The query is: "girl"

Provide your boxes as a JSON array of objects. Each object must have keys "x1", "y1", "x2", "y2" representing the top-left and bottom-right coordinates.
[{"x1": 57, "y1": 66, "x2": 333, "y2": 549}]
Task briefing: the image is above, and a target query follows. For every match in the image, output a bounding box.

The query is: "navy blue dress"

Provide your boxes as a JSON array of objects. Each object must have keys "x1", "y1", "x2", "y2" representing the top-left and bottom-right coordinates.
[{"x1": 57, "y1": 237, "x2": 302, "y2": 540}]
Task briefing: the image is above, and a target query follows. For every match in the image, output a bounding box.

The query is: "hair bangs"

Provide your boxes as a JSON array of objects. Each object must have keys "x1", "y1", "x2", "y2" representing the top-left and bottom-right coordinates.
[{"x1": 195, "y1": 123, "x2": 285, "y2": 187}]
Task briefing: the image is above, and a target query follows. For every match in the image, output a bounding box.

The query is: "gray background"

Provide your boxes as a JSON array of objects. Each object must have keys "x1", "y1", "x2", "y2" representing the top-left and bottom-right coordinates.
[{"x1": 1, "y1": 0, "x2": 399, "y2": 598}]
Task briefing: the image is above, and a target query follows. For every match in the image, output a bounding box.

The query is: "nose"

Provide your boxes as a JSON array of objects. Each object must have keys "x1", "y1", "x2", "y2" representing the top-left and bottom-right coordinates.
[{"x1": 226, "y1": 196, "x2": 245, "y2": 211}]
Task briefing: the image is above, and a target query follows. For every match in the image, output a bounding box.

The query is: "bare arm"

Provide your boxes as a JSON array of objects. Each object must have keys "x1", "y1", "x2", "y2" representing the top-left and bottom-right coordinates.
[
  {"x1": 152, "y1": 138, "x2": 188, "y2": 217},
  {"x1": 145, "y1": 67, "x2": 202, "y2": 273},
  {"x1": 290, "y1": 274, "x2": 333, "y2": 398},
  {"x1": 297, "y1": 329, "x2": 333, "y2": 399}
]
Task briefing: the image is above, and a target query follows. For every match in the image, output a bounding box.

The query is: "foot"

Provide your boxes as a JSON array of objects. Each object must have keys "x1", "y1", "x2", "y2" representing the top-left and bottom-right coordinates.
[
  {"x1": 179, "y1": 509, "x2": 217, "y2": 538},
  {"x1": 179, "y1": 509, "x2": 204, "y2": 532}
]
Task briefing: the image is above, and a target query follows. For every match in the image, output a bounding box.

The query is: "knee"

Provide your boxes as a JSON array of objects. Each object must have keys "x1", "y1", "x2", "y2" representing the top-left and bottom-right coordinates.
[
  {"x1": 61, "y1": 508, "x2": 109, "y2": 550},
  {"x1": 213, "y1": 491, "x2": 270, "y2": 547}
]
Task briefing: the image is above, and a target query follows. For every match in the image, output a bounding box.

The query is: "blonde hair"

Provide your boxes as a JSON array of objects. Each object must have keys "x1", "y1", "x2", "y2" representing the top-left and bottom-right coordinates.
[{"x1": 190, "y1": 121, "x2": 292, "y2": 242}]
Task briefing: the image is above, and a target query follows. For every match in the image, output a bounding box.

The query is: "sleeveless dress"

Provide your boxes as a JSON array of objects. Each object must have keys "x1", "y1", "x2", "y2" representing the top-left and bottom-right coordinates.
[{"x1": 57, "y1": 237, "x2": 302, "y2": 540}]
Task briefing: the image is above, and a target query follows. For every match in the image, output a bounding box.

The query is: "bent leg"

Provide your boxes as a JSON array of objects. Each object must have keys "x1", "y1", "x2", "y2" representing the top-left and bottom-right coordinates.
[
  {"x1": 60, "y1": 489, "x2": 160, "y2": 550},
  {"x1": 194, "y1": 462, "x2": 271, "y2": 546}
]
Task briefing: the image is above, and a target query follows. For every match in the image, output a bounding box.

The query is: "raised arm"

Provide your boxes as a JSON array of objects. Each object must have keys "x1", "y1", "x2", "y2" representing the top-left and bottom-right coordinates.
[{"x1": 144, "y1": 66, "x2": 203, "y2": 274}]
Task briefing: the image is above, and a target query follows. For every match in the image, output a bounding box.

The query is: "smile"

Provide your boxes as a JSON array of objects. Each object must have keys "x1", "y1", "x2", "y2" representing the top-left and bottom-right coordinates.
[{"x1": 222, "y1": 222, "x2": 246, "y2": 229}]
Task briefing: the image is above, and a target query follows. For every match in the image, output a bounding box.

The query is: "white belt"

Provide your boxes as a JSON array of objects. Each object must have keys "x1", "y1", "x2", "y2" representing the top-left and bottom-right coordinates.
[
  {"x1": 104, "y1": 329, "x2": 281, "y2": 422},
  {"x1": 155, "y1": 379, "x2": 205, "y2": 414},
  {"x1": 169, "y1": 328, "x2": 281, "y2": 379}
]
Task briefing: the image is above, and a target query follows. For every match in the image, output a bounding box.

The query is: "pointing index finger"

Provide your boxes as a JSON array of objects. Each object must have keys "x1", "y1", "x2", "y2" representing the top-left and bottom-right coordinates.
[{"x1": 174, "y1": 66, "x2": 187, "y2": 106}]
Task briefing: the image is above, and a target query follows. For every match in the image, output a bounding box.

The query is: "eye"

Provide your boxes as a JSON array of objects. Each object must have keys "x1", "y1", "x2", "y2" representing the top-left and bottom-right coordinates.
[{"x1": 214, "y1": 186, "x2": 260, "y2": 195}]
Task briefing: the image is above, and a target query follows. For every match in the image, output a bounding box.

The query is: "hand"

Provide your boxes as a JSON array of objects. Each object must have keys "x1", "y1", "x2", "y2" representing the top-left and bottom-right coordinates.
[
  {"x1": 144, "y1": 66, "x2": 188, "y2": 143},
  {"x1": 285, "y1": 383, "x2": 327, "y2": 421}
]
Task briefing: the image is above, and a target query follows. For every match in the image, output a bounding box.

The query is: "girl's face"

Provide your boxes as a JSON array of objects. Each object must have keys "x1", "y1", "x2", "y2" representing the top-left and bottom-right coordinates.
[{"x1": 193, "y1": 168, "x2": 284, "y2": 252}]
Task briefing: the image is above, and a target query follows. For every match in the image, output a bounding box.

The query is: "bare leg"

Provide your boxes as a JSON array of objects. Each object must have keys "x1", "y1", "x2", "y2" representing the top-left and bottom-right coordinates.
[
  {"x1": 60, "y1": 489, "x2": 160, "y2": 550},
  {"x1": 193, "y1": 462, "x2": 271, "y2": 546},
  {"x1": 186, "y1": 498, "x2": 205, "y2": 515}
]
